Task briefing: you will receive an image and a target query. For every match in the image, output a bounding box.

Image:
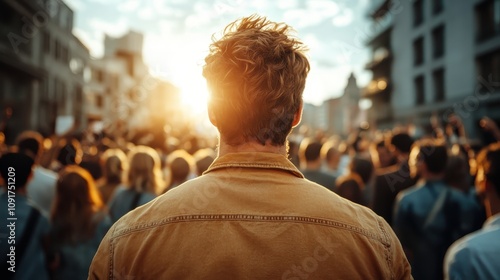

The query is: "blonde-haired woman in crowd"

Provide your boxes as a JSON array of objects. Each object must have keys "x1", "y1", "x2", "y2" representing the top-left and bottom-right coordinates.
[
  {"x1": 47, "y1": 166, "x2": 111, "y2": 280},
  {"x1": 108, "y1": 145, "x2": 163, "y2": 222},
  {"x1": 97, "y1": 148, "x2": 127, "y2": 205}
]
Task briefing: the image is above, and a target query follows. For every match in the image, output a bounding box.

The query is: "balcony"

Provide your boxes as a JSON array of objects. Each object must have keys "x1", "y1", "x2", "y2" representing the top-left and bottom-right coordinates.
[
  {"x1": 366, "y1": 12, "x2": 393, "y2": 45},
  {"x1": 368, "y1": 0, "x2": 391, "y2": 19},
  {"x1": 363, "y1": 78, "x2": 391, "y2": 99},
  {"x1": 365, "y1": 48, "x2": 391, "y2": 70}
]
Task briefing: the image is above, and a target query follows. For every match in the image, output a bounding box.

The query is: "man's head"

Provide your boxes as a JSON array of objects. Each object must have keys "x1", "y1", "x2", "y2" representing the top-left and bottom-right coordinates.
[
  {"x1": 475, "y1": 143, "x2": 500, "y2": 215},
  {"x1": 299, "y1": 138, "x2": 323, "y2": 169},
  {"x1": 203, "y1": 15, "x2": 310, "y2": 146},
  {"x1": 389, "y1": 133, "x2": 414, "y2": 158},
  {"x1": 0, "y1": 153, "x2": 35, "y2": 190},
  {"x1": 16, "y1": 131, "x2": 44, "y2": 162},
  {"x1": 409, "y1": 139, "x2": 448, "y2": 179}
]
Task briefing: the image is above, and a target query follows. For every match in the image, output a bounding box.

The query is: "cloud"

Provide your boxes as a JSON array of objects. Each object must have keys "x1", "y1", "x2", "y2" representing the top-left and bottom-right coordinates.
[
  {"x1": 118, "y1": 0, "x2": 140, "y2": 12},
  {"x1": 64, "y1": 0, "x2": 86, "y2": 11},
  {"x1": 88, "y1": 17, "x2": 129, "y2": 37},
  {"x1": 138, "y1": 7, "x2": 155, "y2": 20},
  {"x1": 332, "y1": 8, "x2": 354, "y2": 26}
]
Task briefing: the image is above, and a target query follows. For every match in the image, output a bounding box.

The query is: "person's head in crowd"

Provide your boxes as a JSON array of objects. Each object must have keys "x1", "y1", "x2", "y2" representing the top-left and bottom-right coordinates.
[
  {"x1": 389, "y1": 132, "x2": 414, "y2": 163},
  {"x1": 0, "y1": 152, "x2": 34, "y2": 191},
  {"x1": 15, "y1": 130, "x2": 44, "y2": 162},
  {"x1": 100, "y1": 148, "x2": 127, "y2": 186},
  {"x1": 51, "y1": 165, "x2": 104, "y2": 243},
  {"x1": 193, "y1": 148, "x2": 216, "y2": 176},
  {"x1": 475, "y1": 143, "x2": 500, "y2": 218},
  {"x1": 202, "y1": 14, "x2": 309, "y2": 149},
  {"x1": 370, "y1": 139, "x2": 396, "y2": 169},
  {"x1": 55, "y1": 138, "x2": 83, "y2": 167},
  {"x1": 127, "y1": 145, "x2": 163, "y2": 195},
  {"x1": 321, "y1": 139, "x2": 341, "y2": 172},
  {"x1": 335, "y1": 174, "x2": 365, "y2": 205},
  {"x1": 409, "y1": 139, "x2": 448, "y2": 179},
  {"x1": 298, "y1": 138, "x2": 323, "y2": 170},
  {"x1": 166, "y1": 149, "x2": 194, "y2": 191},
  {"x1": 444, "y1": 154, "x2": 471, "y2": 193},
  {"x1": 348, "y1": 156, "x2": 375, "y2": 186}
]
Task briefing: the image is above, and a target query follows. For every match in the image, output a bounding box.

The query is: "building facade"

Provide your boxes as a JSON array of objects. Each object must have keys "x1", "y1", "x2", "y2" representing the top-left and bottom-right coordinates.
[
  {"x1": 366, "y1": 0, "x2": 500, "y2": 141},
  {"x1": 0, "y1": 0, "x2": 89, "y2": 142}
]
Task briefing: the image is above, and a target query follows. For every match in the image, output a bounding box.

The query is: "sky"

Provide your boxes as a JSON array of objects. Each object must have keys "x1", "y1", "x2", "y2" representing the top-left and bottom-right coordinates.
[{"x1": 66, "y1": 0, "x2": 373, "y2": 106}]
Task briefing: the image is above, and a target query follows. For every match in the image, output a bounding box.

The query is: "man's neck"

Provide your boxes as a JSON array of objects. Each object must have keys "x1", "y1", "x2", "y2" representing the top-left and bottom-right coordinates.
[
  {"x1": 424, "y1": 173, "x2": 443, "y2": 182},
  {"x1": 218, "y1": 140, "x2": 287, "y2": 157},
  {"x1": 305, "y1": 160, "x2": 322, "y2": 171}
]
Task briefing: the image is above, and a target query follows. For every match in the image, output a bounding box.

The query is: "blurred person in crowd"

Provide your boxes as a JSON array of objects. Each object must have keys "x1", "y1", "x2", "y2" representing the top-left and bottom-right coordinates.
[
  {"x1": 444, "y1": 153, "x2": 486, "y2": 233},
  {"x1": 0, "y1": 153, "x2": 50, "y2": 280},
  {"x1": 97, "y1": 148, "x2": 127, "y2": 205},
  {"x1": 46, "y1": 166, "x2": 111, "y2": 280},
  {"x1": 164, "y1": 149, "x2": 194, "y2": 192},
  {"x1": 299, "y1": 138, "x2": 336, "y2": 192},
  {"x1": 108, "y1": 145, "x2": 161, "y2": 222},
  {"x1": 370, "y1": 132, "x2": 417, "y2": 225},
  {"x1": 335, "y1": 174, "x2": 365, "y2": 205},
  {"x1": 0, "y1": 106, "x2": 14, "y2": 145},
  {"x1": 444, "y1": 143, "x2": 500, "y2": 279},
  {"x1": 370, "y1": 138, "x2": 397, "y2": 169},
  {"x1": 394, "y1": 139, "x2": 472, "y2": 280},
  {"x1": 320, "y1": 138, "x2": 341, "y2": 177},
  {"x1": 193, "y1": 148, "x2": 216, "y2": 176},
  {"x1": 16, "y1": 131, "x2": 57, "y2": 218},
  {"x1": 336, "y1": 156, "x2": 374, "y2": 205},
  {"x1": 90, "y1": 15, "x2": 411, "y2": 279},
  {"x1": 0, "y1": 132, "x2": 7, "y2": 155},
  {"x1": 479, "y1": 116, "x2": 500, "y2": 144},
  {"x1": 49, "y1": 138, "x2": 83, "y2": 173}
]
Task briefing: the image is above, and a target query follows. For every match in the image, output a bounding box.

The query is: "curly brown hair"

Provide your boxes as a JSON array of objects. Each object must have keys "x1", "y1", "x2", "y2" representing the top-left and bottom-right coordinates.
[{"x1": 203, "y1": 14, "x2": 310, "y2": 146}]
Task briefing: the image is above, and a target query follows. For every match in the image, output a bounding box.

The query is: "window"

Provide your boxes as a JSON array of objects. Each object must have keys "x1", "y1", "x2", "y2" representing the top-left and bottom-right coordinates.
[
  {"x1": 477, "y1": 49, "x2": 500, "y2": 88},
  {"x1": 54, "y1": 40, "x2": 60, "y2": 60},
  {"x1": 413, "y1": 0, "x2": 424, "y2": 27},
  {"x1": 413, "y1": 37, "x2": 424, "y2": 66},
  {"x1": 433, "y1": 0, "x2": 444, "y2": 15},
  {"x1": 433, "y1": 68, "x2": 445, "y2": 101},
  {"x1": 43, "y1": 31, "x2": 50, "y2": 53},
  {"x1": 432, "y1": 25, "x2": 445, "y2": 58},
  {"x1": 96, "y1": 95, "x2": 103, "y2": 108},
  {"x1": 415, "y1": 75, "x2": 425, "y2": 105},
  {"x1": 476, "y1": 0, "x2": 500, "y2": 41}
]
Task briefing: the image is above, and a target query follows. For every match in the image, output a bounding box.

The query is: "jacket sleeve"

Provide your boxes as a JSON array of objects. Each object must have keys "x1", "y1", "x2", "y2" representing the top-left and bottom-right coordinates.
[
  {"x1": 385, "y1": 220, "x2": 413, "y2": 279},
  {"x1": 88, "y1": 223, "x2": 115, "y2": 280}
]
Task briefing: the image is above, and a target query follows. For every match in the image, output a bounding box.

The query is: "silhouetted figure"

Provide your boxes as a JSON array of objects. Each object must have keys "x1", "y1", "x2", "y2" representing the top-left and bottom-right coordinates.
[
  {"x1": 299, "y1": 138, "x2": 336, "y2": 192},
  {"x1": 47, "y1": 166, "x2": 111, "y2": 280},
  {"x1": 445, "y1": 143, "x2": 500, "y2": 279},
  {"x1": 0, "y1": 153, "x2": 50, "y2": 280},
  {"x1": 108, "y1": 146, "x2": 161, "y2": 222}
]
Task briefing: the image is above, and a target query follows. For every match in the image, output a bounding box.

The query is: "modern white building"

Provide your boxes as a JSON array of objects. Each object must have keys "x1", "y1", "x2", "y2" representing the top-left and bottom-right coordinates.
[{"x1": 365, "y1": 0, "x2": 500, "y2": 141}]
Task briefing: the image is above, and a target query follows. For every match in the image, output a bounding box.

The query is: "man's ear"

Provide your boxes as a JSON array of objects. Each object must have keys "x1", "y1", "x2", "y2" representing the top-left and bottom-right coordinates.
[{"x1": 291, "y1": 102, "x2": 303, "y2": 128}]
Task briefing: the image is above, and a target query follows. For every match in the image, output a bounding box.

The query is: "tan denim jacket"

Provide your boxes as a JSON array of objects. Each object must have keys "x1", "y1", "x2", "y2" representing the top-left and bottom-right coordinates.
[{"x1": 89, "y1": 152, "x2": 412, "y2": 279}]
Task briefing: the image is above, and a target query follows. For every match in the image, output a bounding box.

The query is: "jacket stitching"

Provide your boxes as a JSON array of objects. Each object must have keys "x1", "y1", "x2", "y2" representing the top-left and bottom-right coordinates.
[
  {"x1": 109, "y1": 225, "x2": 116, "y2": 280},
  {"x1": 377, "y1": 218, "x2": 394, "y2": 280},
  {"x1": 206, "y1": 163, "x2": 304, "y2": 178},
  {"x1": 111, "y1": 214, "x2": 386, "y2": 244}
]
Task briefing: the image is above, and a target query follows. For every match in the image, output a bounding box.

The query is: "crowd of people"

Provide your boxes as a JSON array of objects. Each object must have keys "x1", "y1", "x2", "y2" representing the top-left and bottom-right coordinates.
[{"x1": 1, "y1": 14, "x2": 500, "y2": 280}]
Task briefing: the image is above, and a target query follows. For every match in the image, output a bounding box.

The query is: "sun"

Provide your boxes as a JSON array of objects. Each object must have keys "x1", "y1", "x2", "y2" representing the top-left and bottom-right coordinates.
[{"x1": 178, "y1": 75, "x2": 209, "y2": 115}]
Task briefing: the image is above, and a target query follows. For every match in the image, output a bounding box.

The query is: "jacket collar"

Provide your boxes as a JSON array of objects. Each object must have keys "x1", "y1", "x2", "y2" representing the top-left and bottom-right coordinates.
[{"x1": 204, "y1": 152, "x2": 304, "y2": 178}]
